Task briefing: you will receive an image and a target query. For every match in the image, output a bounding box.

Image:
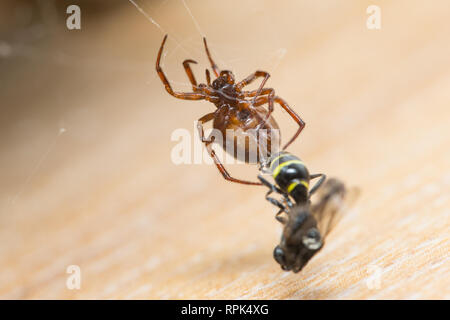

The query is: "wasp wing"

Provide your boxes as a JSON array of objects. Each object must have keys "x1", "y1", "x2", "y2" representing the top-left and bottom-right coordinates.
[{"x1": 311, "y1": 178, "x2": 360, "y2": 238}]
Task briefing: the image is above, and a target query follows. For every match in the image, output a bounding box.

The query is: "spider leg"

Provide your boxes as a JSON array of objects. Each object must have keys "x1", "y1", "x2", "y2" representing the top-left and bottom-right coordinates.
[
  {"x1": 197, "y1": 114, "x2": 262, "y2": 186},
  {"x1": 205, "y1": 69, "x2": 211, "y2": 86},
  {"x1": 240, "y1": 88, "x2": 276, "y2": 134},
  {"x1": 156, "y1": 35, "x2": 205, "y2": 100},
  {"x1": 196, "y1": 112, "x2": 217, "y2": 143},
  {"x1": 236, "y1": 71, "x2": 270, "y2": 91},
  {"x1": 252, "y1": 92, "x2": 275, "y2": 131},
  {"x1": 254, "y1": 95, "x2": 305, "y2": 150},
  {"x1": 203, "y1": 38, "x2": 220, "y2": 77},
  {"x1": 241, "y1": 88, "x2": 273, "y2": 98},
  {"x1": 182, "y1": 59, "x2": 199, "y2": 92},
  {"x1": 251, "y1": 74, "x2": 271, "y2": 104},
  {"x1": 237, "y1": 73, "x2": 274, "y2": 129},
  {"x1": 274, "y1": 96, "x2": 305, "y2": 150}
]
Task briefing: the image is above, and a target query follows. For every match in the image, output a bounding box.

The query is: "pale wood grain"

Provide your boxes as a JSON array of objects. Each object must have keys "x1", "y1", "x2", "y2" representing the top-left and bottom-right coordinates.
[{"x1": 0, "y1": 0, "x2": 449, "y2": 299}]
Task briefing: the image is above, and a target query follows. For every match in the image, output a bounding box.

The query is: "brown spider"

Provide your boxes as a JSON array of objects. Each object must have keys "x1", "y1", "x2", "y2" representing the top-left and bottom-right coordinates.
[{"x1": 156, "y1": 35, "x2": 305, "y2": 185}]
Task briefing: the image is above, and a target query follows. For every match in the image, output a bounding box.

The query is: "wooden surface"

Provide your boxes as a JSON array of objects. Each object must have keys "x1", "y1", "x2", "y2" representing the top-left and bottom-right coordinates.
[{"x1": 0, "y1": 0, "x2": 449, "y2": 299}]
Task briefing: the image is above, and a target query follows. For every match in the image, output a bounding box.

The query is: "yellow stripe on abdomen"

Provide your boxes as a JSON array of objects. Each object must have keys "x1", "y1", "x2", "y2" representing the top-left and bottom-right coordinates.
[
  {"x1": 272, "y1": 160, "x2": 304, "y2": 179},
  {"x1": 287, "y1": 180, "x2": 309, "y2": 193},
  {"x1": 269, "y1": 153, "x2": 289, "y2": 170}
]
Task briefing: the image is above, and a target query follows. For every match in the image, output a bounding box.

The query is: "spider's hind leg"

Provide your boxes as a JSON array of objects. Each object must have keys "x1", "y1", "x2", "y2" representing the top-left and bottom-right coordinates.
[{"x1": 197, "y1": 115, "x2": 262, "y2": 186}]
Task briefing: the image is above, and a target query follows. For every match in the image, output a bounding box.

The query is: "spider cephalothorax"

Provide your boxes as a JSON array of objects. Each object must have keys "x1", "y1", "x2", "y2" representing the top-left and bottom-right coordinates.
[{"x1": 210, "y1": 71, "x2": 240, "y2": 106}]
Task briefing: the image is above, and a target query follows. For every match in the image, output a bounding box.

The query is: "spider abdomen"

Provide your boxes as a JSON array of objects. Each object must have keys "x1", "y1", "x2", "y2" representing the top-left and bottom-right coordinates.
[{"x1": 213, "y1": 106, "x2": 281, "y2": 163}]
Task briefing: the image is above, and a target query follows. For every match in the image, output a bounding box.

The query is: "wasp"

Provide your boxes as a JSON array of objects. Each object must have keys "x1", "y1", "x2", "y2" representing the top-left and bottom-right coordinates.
[
  {"x1": 259, "y1": 152, "x2": 350, "y2": 272},
  {"x1": 260, "y1": 151, "x2": 326, "y2": 204},
  {"x1": 156, "y1": 35, "x2": 305, "y2": 185}
]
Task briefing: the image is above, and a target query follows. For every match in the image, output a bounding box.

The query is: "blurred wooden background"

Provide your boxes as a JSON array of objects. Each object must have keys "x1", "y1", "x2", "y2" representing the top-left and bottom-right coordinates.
[{"x1": 0, "y1": 0, "x2": 449, "y2": 299}]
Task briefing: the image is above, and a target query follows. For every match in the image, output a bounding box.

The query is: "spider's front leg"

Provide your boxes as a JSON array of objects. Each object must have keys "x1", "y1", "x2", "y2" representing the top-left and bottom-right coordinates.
[
  {"x1": 183, "y1": 59, "x2": 199, "y2": 92},
  {"x1": 241, "y1": 88, "x2": 274, "y2": 98},
  {"x1": 237, "y1": 73, "x2": 275, "y2": 128},
  {"x1": 156, "y1": 35, "x2": 205, "y2": 100},
  {"x1": 203, "y1": 38, "x2": 220, "y2": 77},
  {"x1": 205, "y1": 69, "x2": 211, "y2": 86},
  {"x1": 197, "y1": 114, "x2": 262, "y2": 186},
  {"x1": 236, "y1": 71, "x2": 270, "y2": 92}
]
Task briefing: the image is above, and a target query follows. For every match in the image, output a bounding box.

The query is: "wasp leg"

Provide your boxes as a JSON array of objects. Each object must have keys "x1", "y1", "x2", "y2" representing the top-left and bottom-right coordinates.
[
  {"x1": 265, "y1": 188, "x2": 287, "y2": 222},
  {"x1": 309, "y1": 173, "x2": 327, "y2": 195},
  {"x1": 258, "y1": 175, "x2": 292, "y2": 207},
  {"x1": 258, "y1": 175, "x2": 291, "y2": 222},
  {"x1": 258, "y1": 175, "x2": 283, "y2": 195}
]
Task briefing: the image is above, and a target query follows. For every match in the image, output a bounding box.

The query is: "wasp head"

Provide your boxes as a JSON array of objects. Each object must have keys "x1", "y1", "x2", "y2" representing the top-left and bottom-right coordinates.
[{"x1": 273, "y1": 205, "x2": 323, "y2": 273}]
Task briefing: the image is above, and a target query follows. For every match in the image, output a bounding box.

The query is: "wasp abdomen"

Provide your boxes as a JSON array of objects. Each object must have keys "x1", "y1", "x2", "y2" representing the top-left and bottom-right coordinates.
[{"x1": 269, "y1": 152, "x2": 310, "y2": 203}]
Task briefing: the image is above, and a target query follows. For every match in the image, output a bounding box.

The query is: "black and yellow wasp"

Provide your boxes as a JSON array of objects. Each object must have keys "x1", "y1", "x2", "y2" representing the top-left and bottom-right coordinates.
[{"x1": 259, "y1": 151, "x2": 351, "y2": 273}]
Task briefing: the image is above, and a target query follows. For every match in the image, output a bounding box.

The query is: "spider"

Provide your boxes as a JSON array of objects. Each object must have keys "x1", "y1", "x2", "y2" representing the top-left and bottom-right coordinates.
[{"x1": 156, "y1": 35, "x2": 305, "y2": 185}]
